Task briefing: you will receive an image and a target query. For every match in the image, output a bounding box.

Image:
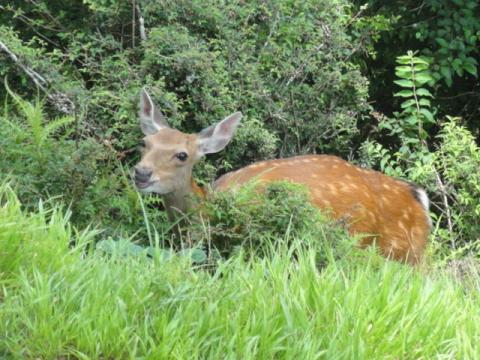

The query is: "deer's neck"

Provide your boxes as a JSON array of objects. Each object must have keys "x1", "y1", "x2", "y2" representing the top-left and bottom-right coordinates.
[{"x1": 162, "y1": 178, "x2": 205, "y2": 222}]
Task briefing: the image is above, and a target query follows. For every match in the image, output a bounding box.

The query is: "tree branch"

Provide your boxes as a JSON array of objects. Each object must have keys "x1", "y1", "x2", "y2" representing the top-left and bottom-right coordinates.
[
  {"x1": 0, "y1": 40, "x2": 75, "y2": 114},
  {"x1": 433, "y1": 167, "x2": 454, "y2": 244},
  {"x1": 136, "y1": 4, "x2": 147, "y2": 41},
  {"x1": 132, "y1": 0, "x2": 136, "y2": 48}
]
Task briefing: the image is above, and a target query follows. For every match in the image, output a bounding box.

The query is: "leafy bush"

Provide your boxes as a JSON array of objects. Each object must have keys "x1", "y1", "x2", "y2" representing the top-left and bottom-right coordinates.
[
  {"x1": 0, "y1": 85, "x2": 102, "y2": 212},
  {"x1": 139, "y1": 0, "x2": 370, "y2": 161},
  {"x1": 0, "y1": 0, "x2": 371, "y2": 240},
  {"x1": 190, "y1": 181, "x2": 356, "y2": 263},
  {"x1": 360, "y1": 52, "x2": 480, "y2": 254},
  {"x1": 1, "y1": 0, "x2": 370, "y2": 160},
  {"x1": 350, "y1": 0, "x2": 480, "y2": 126},
  {"x1": 434, "y1": 118, "x2": 480, "y2": 245},
  {"x1": 0, "y1": 86, "x2": 168, "y2": 239}
]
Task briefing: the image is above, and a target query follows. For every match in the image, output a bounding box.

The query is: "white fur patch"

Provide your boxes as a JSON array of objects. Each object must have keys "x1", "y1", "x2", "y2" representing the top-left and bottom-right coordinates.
[
  {"x1": 415, "y1": 188, "x2": 432, "y2": 228},
  {"x1": 416, "y1": 188, "x2": 429, "y2": 212}
]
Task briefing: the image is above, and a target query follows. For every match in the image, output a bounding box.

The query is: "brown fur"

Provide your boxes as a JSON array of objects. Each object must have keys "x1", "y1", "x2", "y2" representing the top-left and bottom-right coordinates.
[{"x1": 214, "y1": 154, "x2": 430, "y2": 264}]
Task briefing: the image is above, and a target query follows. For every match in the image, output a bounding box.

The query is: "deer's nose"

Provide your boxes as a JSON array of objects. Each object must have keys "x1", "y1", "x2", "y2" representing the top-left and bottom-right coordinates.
[{"x1": 134, "y1": 166, "x2": 153, "y2": 182}]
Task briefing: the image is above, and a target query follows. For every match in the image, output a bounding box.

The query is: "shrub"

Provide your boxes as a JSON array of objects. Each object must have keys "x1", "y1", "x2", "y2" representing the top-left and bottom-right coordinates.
[
  {"x1": 0, "y1": 0, "x2": 370, "y2": 239},
  {"x1": 350, "y1": 0, "x2": 480, "y2": 127},
  {"x1": 139, "y1": 0, "x2": 370, "y2": 162},
  {"x1": 0, "y1": 86, "x2": 168, "y2": 239},
  {"x1": 0, "y1": 85, "x2": 102, "y2": 212},
  {"x1": 189, "y1": 181, "x2": 356, "y2": 263},
  {"x1": 1, "y1": 0, "x2": 369, "y2": 162},
  {"x1": 434, "y1": 118, "x2": 480, "y2": 245}
]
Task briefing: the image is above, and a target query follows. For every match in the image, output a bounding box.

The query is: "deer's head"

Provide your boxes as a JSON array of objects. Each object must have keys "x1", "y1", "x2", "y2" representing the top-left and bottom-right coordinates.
[{"x1": 134, "y1": 89, "x2": 242, "y2": 195}]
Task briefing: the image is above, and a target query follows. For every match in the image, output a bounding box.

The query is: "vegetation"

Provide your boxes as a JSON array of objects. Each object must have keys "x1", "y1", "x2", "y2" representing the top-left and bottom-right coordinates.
[
  {"x1": 1, "y1": 0, "x2": 480, "y2": 357},
  {"x1": 1, "y1": 184, "x2": 480, "y2": 359},
  {"x1": 190, "y1": 181, "x2": 355, "y2": 262}
]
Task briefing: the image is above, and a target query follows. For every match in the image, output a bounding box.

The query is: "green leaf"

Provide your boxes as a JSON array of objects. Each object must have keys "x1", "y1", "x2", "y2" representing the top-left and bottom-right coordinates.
[
  {"x1": 394, "y1": 90, "x2": 414, "y2": 98},
  {"x1": 394, "y1": 79, "x2": 414, "y2": 88},
  {"x1": 464, "y1": 63, "x2": 478, "y2": 77},
  {"x1": 411, "y1": 57, "x2": 430, "y2": 65},
  {"x1": 419, "y1": 108, "x2": 435, "y2": 124},
  {"x1": 396, "y1": 55, "x2": 412, "y2": 64},
  {"x1": 452, "y1": 58, "x2": 462, "y2": 71},
  {"x1": 379, "y1": 121, "x2": 392, "y2": 130},
  {"x1": 404, "y1": 116, "x2": 418, "y2": 125},
  {"x1": 395, "y1": 71, "x2": 410, "y2": 79},
  {"x1": 418, "y1": 98, "x2": 431, "y2": 107},
  {"x1": 401, "y1": 99, "x2": 417, "y2": 109},
  {"x1": 466, "y1": 57, "x2": 478, "y2": 66},
  {"x1": 413, "y1": 63, "x2": 429, "y2": 72},
  {"x1": 455, "y1": 67, "x2": 464, "y2": 77},
  {"x1": 440, "y1": 66, "x2": 453, "y2": 87},
  {"x1": 401, "y1": 107, "x2": 416, "y2": 114},
  {"x1": 416, "y1": 88, "x2": 433, "y2": 97},
  {"x1": 415, "y1": 72, "x2": 433, "y2": 85},
  {"x1": 435, "y1": 38, "x2": 448, "y2": 48},
  {"x1": 395, "y1": 66, "x2": 412, "y2": 73}
]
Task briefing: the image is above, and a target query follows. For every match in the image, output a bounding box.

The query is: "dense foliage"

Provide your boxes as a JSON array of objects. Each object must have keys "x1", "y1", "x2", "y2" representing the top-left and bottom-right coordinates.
[
  {"x1": 0, "y1": 0, "x2": 371, "y2": 238},
  {"x1": 352, "y1": 0, "x2": 480, "y2": 126},
  {"x1": 190, "y1": 181, "x2": 354, "y2": 262},
  {"x1": 0, "y1": 0, "x2": 479, "y2": 255},
  {"x1": 1, "y1": 1, "x2": 480, "y2": 357}
]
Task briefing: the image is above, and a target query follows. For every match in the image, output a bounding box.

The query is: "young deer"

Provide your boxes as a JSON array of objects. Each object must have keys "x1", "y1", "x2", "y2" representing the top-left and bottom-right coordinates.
[{"x1": 134, "y1": 89, "x2": 431, "y2": 264}]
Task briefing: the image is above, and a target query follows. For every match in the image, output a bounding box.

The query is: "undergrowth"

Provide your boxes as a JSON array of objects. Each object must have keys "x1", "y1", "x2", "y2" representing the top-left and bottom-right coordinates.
[
  {"x1": 190, "y1": 181, "x2": 355, "y2": 264},
  {"x1": 1, "y1": 183, "x2": 480, "y2": 359}
]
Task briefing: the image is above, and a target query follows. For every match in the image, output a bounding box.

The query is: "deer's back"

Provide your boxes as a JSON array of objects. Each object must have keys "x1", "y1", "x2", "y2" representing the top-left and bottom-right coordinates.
[{"x1": 214, "y1": 155, "x2": 430, "y2": 264}]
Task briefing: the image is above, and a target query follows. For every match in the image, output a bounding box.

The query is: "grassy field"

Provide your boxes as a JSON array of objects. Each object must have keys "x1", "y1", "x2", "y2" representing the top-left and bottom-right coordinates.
[{"x1": 1, "y1": 183, "x2": 479, "y2": 359}]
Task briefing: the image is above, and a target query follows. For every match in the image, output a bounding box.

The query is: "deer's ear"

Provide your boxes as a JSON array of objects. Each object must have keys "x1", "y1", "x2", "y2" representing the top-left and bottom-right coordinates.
[
  {"x1": 139, "y1": 88, "x2": 169, "y2": 135},
  {"x1": 197, "y1": 112, "x2": 242, "y2": 156}
]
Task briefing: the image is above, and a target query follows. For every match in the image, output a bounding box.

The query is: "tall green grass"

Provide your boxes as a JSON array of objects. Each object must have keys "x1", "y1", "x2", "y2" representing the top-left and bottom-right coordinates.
[{"x1": 1, "y1": 183, "x2": 479, "y2": 359}]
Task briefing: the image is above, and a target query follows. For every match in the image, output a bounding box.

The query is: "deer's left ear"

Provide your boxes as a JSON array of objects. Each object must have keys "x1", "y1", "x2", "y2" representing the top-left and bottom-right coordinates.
[
  {"x1": 197, "y1": 112, "x2": 242, "y2": 156},
  {"x1": 139, "y1": 88, "x2": 169, "y2": 135}
]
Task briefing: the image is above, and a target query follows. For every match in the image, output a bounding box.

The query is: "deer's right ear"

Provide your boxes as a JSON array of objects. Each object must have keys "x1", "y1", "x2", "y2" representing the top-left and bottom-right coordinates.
[
  {"x1": 197, "y1": 112, "x2": 242, "y2": 156},
  {"x1": 139, "y1": 88, "x2": 169, "y2": 135}
]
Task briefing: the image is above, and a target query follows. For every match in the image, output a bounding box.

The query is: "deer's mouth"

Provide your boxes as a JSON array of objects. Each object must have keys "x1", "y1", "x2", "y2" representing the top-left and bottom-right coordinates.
[{"x1": 135, "y1": 180, "x2": 155, "y2": 189}]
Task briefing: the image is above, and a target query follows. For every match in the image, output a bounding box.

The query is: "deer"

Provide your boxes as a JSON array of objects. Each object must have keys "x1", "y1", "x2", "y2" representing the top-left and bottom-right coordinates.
[{"x1": 134, "y1": 89, "x2": 431, "y2": 264}]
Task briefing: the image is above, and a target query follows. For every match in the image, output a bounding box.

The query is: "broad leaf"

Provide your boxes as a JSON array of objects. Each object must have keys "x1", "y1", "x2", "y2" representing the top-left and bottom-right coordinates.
[
  {"x1": 401, "y1": 99, "x2": 417, "y2": 109},
  {"x1": 415, "y1": 72, "x2": 433, "y2": 85},
  {"x1": 394, "y1": 90, "x2": 414, "y2": 98},
  {"x1": 419, "y1": 108, "x2": 435, "y2": 124},
  {"x1": 394, "y1": 79, "x2": 414, "y2": 88},
  {"x1": 416, "y1": 88, "x2": 434, "y2": 98},
  {"x1": 464, "y1": 62, "x2": 478, "y2": 77}
]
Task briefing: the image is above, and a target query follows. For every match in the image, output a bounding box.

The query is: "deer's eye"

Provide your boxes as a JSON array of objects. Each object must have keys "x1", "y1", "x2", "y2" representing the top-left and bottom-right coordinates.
[{"x1": 175, "y1": 152, "x2": 188, "y2": 161}]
